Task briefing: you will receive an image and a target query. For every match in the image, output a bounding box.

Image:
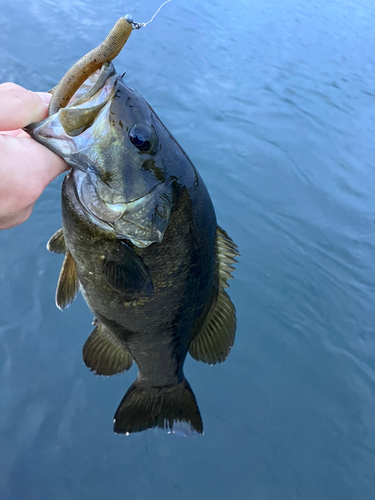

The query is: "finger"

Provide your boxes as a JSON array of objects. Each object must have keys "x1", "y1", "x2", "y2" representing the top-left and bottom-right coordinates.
[
  {"x1": 0, "y1": 203, "x2": 34, "y2": 230},
  {"x1": 0, "y1": 92, "x2": 52, "y2": 136},
  {"x1": 35, "y1": 92, "x2": 52, "y2": 105},
  {"x1": 1, "y1": 128, "x2": 42, "y2": 137},
  {"x1": 1, "y1": 130, "x2": 22, "y2": 137},
  {"x1": 0, "y1": 134, "x2": 68, "y2": 210},
  {"x1": 0, "y1": 83, "x2": 49, "y2": 131},
  {"x1": 1, "y1": 128, "x2": 34, "y2": 137},
  {"x1": 18, "y1": 136, "x2": 69, "y2": 189}
]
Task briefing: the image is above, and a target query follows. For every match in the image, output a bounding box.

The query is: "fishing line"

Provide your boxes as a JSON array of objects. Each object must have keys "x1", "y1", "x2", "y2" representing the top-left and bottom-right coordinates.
[
  {"x1": 46, "y1": 1, "x2": 173, "y2": 114},
  {"x1": 125, "y1": 0, "x2": 172, "y2": 29}
]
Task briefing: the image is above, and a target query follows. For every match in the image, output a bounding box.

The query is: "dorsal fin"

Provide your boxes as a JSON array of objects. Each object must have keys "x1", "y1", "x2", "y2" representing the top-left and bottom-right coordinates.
[
  {"x1": 189, "y1": 226, "x2": 239, "y2": 365},
  {"x1": 56, "y1": 251, "x2": 79, "y2": 310},
  {"x1": 216, "y1": 226, "x2": 239, "y2": 288},
  {"x1": 47, "y1": 228, "x2": 66, "y2": 254},
  {"x1": 82, "y1": 320, "x2": 133, "y2": 376}
]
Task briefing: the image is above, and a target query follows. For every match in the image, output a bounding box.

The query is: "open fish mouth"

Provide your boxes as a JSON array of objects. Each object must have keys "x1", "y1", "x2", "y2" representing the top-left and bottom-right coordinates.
[{"x1": 25, "y1": 63, "x2": 118, "y2": 160}]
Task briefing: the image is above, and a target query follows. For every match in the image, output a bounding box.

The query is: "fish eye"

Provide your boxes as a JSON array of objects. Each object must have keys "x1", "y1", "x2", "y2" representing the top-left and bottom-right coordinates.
[{"x1": 129, "y1": 124, "x2": 157, "y2": 153}]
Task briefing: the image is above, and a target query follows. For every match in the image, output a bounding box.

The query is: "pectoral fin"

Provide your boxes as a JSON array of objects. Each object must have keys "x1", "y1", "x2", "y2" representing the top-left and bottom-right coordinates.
[
  {"x1": 189, "y1": 227, "x2": 239, "y2": 364},
  {"x1": 102, "y1": 242, "x2": 153, "y2": 296},
  {"x1": 47, "y1": 228, "x2": 66, "y2": 254},
  {"x1": 56, "y1": 251, "x2": 79, "y2": 310},
  {"x1": 83, "y1": 320, "x2": 133, "y2": 376}
]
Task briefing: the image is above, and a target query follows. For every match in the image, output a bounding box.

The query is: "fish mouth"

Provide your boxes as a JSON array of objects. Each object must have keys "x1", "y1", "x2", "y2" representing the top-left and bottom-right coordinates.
[
  {"x1": 73, "y1": 169, "x2": 173, "y2": 248},
  {"x1": 24, "y1": 62, "x2": 118, "y2": 161}
]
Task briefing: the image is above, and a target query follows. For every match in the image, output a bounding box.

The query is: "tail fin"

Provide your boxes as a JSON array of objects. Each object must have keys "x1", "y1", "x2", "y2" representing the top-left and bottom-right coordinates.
[{"x1": 113, "y1": 378, "x2": 203, "y2": 435}]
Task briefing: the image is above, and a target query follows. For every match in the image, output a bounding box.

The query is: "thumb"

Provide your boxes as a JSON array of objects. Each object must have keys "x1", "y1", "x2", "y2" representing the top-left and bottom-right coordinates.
[{"x1": 0, "y1": 83, "x2": 49, "y2": 131}]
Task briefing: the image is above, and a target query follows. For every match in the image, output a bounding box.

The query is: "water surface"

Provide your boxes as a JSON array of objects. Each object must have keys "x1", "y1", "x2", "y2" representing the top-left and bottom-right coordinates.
[{"x1": 1, "y1": 0, "x2": 375, "y2": 499}]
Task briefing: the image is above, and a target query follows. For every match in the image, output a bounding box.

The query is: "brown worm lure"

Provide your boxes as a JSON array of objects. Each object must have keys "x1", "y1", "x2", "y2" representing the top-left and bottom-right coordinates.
[{"x1": 48, "y1": 17, "x2": 133, "y2": 116}]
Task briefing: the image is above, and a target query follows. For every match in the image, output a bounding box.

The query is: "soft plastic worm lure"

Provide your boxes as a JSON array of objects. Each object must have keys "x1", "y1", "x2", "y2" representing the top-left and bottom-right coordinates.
[
  {"x1": 47, "y1": 1, "x2": 172, "y2": 116},
  {"x1": 48, "y1": 16, "x2": 133, "y2": 116}
]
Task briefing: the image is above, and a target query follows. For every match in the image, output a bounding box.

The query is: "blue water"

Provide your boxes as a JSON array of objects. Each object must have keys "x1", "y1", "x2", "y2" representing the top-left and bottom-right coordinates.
[{"x1": 1, "y1": 0, "x2": 375, "y2": 498}]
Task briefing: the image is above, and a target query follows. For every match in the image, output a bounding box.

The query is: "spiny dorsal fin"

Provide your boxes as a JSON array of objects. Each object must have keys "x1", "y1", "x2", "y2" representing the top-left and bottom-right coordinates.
[
  {"x1": 56, "y1": 251, "x2": 79, "y2": 310},
  {"x1": 189, "y1": 226, "x2": 239, "y2": 365},
  {"x1": 102, "y1": 242, "x2": 153, "y2": 296},
  {"x1": 82, "y1": 320, "x2": 133, "y2": 376},
  {"x1": 47, "y1": 228, "x2": 66, "y2": 254},
  {"x1": 216, "y1": 226, "x2": 239, "y2": 288}
]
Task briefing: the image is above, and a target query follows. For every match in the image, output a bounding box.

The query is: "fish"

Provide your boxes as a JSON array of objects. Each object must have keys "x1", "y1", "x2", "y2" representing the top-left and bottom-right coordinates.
[{"x1": 26, "y1": 61, "x2": 239, "y2": 435}]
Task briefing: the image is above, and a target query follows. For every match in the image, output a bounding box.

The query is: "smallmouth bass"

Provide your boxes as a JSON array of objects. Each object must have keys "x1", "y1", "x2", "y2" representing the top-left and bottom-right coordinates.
[{"x1": 26, "y1": 61, "x2": 239, "y2": 435}]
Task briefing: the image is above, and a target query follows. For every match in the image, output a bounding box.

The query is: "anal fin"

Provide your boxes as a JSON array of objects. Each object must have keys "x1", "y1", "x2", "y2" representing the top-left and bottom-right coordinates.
[
  {"x1": 189, "y1": 227, "x2": 239, "y2": 365},
  {"x1": 56, "y1": 251, "x2": 79, "y2": 310},
  {"x1": 47, "y1": 228, "x2": 66, "y2": 254},
  {"x1": 83, "y1": 321, "x2": 133, "y2": 376}
]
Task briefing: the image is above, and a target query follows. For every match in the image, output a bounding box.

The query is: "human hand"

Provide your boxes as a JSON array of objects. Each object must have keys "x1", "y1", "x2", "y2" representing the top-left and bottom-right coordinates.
[{"x1": 0, "y1": 83, "x2": 68, "y2": 229}]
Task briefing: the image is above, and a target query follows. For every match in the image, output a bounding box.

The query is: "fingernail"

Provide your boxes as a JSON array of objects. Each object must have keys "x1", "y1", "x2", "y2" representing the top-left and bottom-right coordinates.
[{"x1": 35, "y1": 92, "x2": 52, "y2": 104}]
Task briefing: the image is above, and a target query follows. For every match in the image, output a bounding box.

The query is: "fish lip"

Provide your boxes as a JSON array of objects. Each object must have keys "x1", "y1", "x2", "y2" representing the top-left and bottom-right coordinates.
[
  {"x1": 57, "y1": 80, "x2": 118, "y2": 137},
  {"x1": 66, "y1": 61, "x2": 116, "y2": 108},
  {"x1": 23, "y1": 63, "x2": 118, "y2": 146},
  {"x1": 23, "y1": 76, "x2": 120, "y2": 178}
]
